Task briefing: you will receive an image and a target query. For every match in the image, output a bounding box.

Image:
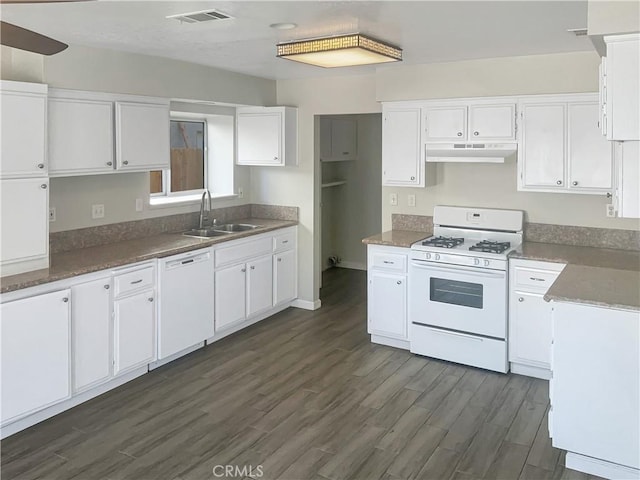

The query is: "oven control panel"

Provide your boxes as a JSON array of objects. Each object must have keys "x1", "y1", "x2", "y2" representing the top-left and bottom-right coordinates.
[{"x1": 410, "y1": 251, "x2": 507, "y2": 271}]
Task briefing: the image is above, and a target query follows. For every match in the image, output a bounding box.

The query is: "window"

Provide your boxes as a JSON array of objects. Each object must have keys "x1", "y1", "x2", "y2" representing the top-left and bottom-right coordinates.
[{"x1": 150, "y1": 112, "x2": 235, "y2": 205}]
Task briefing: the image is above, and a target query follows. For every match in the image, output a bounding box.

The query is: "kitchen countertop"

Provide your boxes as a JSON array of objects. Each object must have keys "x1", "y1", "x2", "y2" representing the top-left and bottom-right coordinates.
[
  {"x1": 511, "y1": 241, "x2": 640, "y2": 311},
  {"x1": 362, "y1": 230, "x2": 431, "y2": 248},
  {"x1": 0, "y1": 218, "x2": 297, "y2": 294}
]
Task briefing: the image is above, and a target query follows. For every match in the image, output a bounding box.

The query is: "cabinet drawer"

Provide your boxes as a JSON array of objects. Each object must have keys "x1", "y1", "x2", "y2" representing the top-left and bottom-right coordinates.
[
  {"x1": 371, "y1": 252, "x2": 406, "y2": 272},
  {"x1": 513, "y1": 267, "x2": 560, "y2": 291},
  {"x1": 114, "y1": 266, "x2": 154, "y2": 297},
  {"x1": 215, "y1": 236, "x2": 272, "y2": 267},
  {"x1": 273, "y1": 230, "x2": 295, "y2": 252}
]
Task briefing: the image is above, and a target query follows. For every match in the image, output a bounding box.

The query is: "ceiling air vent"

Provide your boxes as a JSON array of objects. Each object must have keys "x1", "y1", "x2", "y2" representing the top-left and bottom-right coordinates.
[{"x1": 167, "y1": 9, "x2": 233, "y2": 24}]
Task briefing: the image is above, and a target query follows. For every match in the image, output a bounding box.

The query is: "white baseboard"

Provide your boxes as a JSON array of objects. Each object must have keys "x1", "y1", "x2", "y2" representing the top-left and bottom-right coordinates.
[
  {"x1": 291, "y1": 298, "x2": 321, "y2": 310},
  {"x1": 510, "y1": 362, "x2": 551, "y2": 380},
  {"x1": 149, "y1": 342, "x2": 206, "y2": 370},
  {"x1": 565, "y1": 452, "x2": 639, "y2": 480},
  {"x1": 206, "y1": 302, "x2": 293, "y2": 343},
  {"x1": 371, "y1": 334, "x2": 410, "y2": 350},
  {"x1": 0, "y1": 366, "x2": 148, "y2": 439},
  {"x1": 336, "y1": 261, "x2": 367, "y2": 271}
]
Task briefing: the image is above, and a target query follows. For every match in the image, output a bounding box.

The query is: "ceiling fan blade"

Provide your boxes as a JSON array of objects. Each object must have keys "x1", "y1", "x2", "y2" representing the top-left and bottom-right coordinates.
[{"x1": 0, "y1": 21, "x2": 68, "y2": 55}]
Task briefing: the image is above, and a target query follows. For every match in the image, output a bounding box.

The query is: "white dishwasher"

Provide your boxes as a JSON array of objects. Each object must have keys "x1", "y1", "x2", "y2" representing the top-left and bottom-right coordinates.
[{"x1": 158, "y1": 248, "x2": 215, "y2": 360}]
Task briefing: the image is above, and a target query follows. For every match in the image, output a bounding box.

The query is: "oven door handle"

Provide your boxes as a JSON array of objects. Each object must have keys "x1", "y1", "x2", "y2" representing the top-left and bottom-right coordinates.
[{"x1": 410, "y1": 261, "x2": 505, "y2": 279}]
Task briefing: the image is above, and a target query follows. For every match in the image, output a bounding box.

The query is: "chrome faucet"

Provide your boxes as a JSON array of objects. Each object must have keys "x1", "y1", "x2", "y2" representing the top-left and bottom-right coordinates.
[{"x1": 199, "y1": 190, "x2": 213, "y2": 229}]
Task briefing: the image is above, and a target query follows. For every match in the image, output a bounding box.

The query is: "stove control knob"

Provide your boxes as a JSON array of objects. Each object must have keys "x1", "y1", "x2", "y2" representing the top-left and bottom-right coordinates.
[
  {"x1": 484, "y1": 259, "x2": 490, "y2": 267},
  {"x1": 474, "y1": 258, "x2": 480, "y2": 266},
  {"x1": 435, "y1": 254, "x2": 441, "y2": 261},
  {"x1": 425, "y1": 253, "x2": 431, "y2": 260}
]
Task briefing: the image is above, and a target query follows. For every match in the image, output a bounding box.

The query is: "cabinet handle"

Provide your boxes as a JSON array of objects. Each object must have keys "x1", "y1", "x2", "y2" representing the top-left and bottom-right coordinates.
[
  {"x1": 37, "y1": 163, "x2": 44, "y2": 169},
  {"x1": 130, "y1": 279, "x2": 143, "y2": 284},
  {"x1": 397, "y1": 280, "x2": 402, "y2": 285},
  {"x1": 518, "y1": 297, "x2": 524, "y2": 302},
  {"x1": 556, "y1": 180, "x2": 562, "y2": 185},
  {"x1": 606, "y1": 192, "x2": 612, "y2": 199},
  {"x1": 273, "y1": 157, "x2": 278, "y2": 161},
  {"x1": 473, "y1": 131, "x2": 479, "y2": 136},
  {"x1": 106, "y1": 161, "x2": 113, "y2": 166},
  {"x1": 572, "y1": 181, "x2": 578, "y2": 186},
  {"x1": 148, "y1": 297, "x2": 154, "y2": 302},
  {"x1": 62, "y1": 297, "x2": 69, "y2": 303},
  {"x1": 457, "y1": 132, "x2": 463, "y2": 137},
  {"x1": 342, "y1": 152, "x2": 349, "y2": 155},
  {"x1": 123, "y1": 160, "x2": 129, "y2": 165},
  {"x1": 250, "y1": 266, "x2": 255, "y2": 270},
  {"x1": 104, "y1": 284, "x2": 110, "y2": 290},
  {"x1": 40, "y1": 184, "x2": 47, "y2": 189},
  {"x1": 277, "y1": 258, "x2": 282, "y2": 262},
  {"x1": 529, "y1": 277, "x2": 545, "y2": 282},
  {"x1": 241, "y1": 268, "x2": 246, "y2": 272},
  {"x1": 282, "y1": 240, "x2": 289, "y2": 244},
  {"x1": 410, "y1": 176, "x2": 415, "y2": 181}
]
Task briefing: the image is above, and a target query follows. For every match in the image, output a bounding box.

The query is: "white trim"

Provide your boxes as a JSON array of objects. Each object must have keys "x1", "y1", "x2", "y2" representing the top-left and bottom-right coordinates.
[
  {"x1": 0, "y1": 366, "x2": 147, "y2": 439},
  {"x1": 291, "y1": 298, "x2": 321, "y2": 310},
  {"x1": 148, "y1": 192, "x2": 238, "y2": 208},
  {"x1": 206, "y1": 302, "x2": 293, "y2": 343},
  {"x1": 565, "y1": 452, "x2": 640, "y2": 480},
  {"x1": 510, "y1": 362, "x2": 551, "y2": 380},
  {"x1": 371, "y1": 335, "x2": 410, "y2": 350},
  {"x1": 149, "y1": 342, "x2": 205, "y2": 370},
  {"x1": 336, "y1": 261, "x2": 367, "y2": 271}
]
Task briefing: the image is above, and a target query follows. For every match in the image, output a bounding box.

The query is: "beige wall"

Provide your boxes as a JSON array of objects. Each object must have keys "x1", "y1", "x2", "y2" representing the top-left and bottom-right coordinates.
[{"x1": 588, "y1": 0, "x2": 640, "y2": 35}]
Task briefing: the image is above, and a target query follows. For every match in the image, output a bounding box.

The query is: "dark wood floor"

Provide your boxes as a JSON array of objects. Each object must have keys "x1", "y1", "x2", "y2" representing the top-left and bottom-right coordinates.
[{"x1": 2, "y1": 268, "x2": 602, "y2": 480}]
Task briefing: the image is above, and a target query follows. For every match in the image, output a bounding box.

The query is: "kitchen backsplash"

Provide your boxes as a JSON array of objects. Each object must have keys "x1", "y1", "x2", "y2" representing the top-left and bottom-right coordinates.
[
  {"x1": 391, "y1": 214, "x2": 640, "y2": 251},
  {"x1": 50, "y1": 204, "x2": 298, "y2": 254}
]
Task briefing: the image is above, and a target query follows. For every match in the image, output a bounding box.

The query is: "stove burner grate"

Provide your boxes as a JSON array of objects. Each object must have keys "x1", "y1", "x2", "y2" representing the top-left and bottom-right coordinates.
[
  {"x1": 469, "y1": 240, "x2": 511, "y2": 254},
  {"x1": 421, "y1": 236, "x2": 465, "y2": 249}
]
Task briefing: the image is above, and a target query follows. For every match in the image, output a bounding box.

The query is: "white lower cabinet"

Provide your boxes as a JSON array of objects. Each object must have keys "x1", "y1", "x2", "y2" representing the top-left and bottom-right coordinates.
[
  {"x1": 508, "y1": 259, "x2": 565, "y2": 379},
  {"x1": 215, "y1": 263, "x2": 247, "y2": 330},
  {"x1": 274, "y1": 248, "x2": 296, "y2": 305},
  {"x1": 367, "y1": 245, "x2": 409, "y2": 348},
  {"x1": 247, "y1": 255, "x2": 273, "y2": 317},
  {"x1": 0, "y1": 289, "x2": 71, "y2": 425},
  {"x1": 72, "y1": 277, "x2": 112, "y2": 392},
  {"x1": 113, "y1": 289, "x2": 156, "y2": 375}
]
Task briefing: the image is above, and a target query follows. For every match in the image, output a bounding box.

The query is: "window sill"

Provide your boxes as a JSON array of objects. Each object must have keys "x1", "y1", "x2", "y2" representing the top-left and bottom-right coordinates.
[{"x1": 149, "y1": 193, "x2": 238, "y2": 209}]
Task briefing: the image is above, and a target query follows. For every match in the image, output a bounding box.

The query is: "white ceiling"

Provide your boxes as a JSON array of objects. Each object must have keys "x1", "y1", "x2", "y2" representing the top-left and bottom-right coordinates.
[{"x1": 0, "y1": 1, "x2": 594, "y2": 80}]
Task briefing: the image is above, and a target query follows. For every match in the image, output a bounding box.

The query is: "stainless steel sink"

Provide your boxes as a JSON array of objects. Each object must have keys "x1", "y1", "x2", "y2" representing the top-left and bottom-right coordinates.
[
  {"x1": 213, "y1": 223, "x2": 262, "y2": 232},
  {"x1": 182, "y1": 228, "x2": 233, "y2": 238}
]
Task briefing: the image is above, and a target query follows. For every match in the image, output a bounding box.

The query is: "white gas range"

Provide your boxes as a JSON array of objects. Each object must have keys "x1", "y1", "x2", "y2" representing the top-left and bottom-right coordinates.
[{"x1": 409, "y1": 206, "x2": 523, "y2": 373}]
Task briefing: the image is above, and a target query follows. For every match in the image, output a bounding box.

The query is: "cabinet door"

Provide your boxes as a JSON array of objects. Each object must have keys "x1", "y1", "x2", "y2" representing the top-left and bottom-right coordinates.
[
  {"x1": 49, "y1": 98, "x2": 115, "y2": 175},
  {"x1": 616, "y1": 141, "x2": 640, "y2": 219},
  {"x1": 274, "y1": 249, "x2": 296, "y2": 305},
  {"x1": 1, "y1": 289, "x2": 70, "y2": 425},
  {"x1": 567, "y1": 102, "x2": 613, "y2": 191},
  {"x1": 330, "y1": 118, "x2": 357, "y2": 161},
  {"x1": 247, "y1": 255, "x2": 273, "y2": 317},
  {"x1": 319, "y1": 117, "x2": 333, "y2": 161},
  {"x1": 509, "y1": 291, "x2": 552, "y2": 368},
  {"x1": 115, "y1": 101, "x2": 170, "y2": 171},
  {"x1": 520, "y1": 103, "x2": 566, "y2": 189},
  {"x1": 237, "y1": 112, "x2": 282, "y2": 165},
  {"x1": 113, "y1": 289, "x2": 156, "y2": 375},
  {"x1": 468, "y1": 104, "x2": 516, "y2": 141},
  {"x1": 72, "y1": 278, "x2": 112, "y2": 392},
  {"x1": 0, "y1": 88, "x2": 47, "y2": 178},
  {"x1": 382, "y1": 107, "x2": 423, "y2": 186},
  {"x1": 368, "y1": 272, "x2": 407, "y2": 339},
  {"x1": 0, "y1": 178, "x2": 48, "y2": 265},
  {"x1": 606, "y1": 36, "x2": 640, "y2": 140},
  {"x1": 424, "y1": 106, "x2": 467, "y2": 141},
  {"x1": 215, "y1": 263, "x2": 247, "y2": 329}
]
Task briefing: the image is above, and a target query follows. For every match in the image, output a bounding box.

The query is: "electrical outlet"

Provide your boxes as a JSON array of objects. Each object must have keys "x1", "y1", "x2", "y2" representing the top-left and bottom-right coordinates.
[
  {"x1": 238, "y1": 187, "x2": 244, "y2": 199},
  {"x1": 407, "y1": 194, "x2": 416, "y2": 207},
  {"x1": 49, "y1": 207, "x2": 56, "y2": 222},
  {"x1": 92, "y1": 204, "x2": 105, "y2": 219},
  {"x1": 135, "y1": 198, "x2": 143, "y2": 212},
  {"x1": 606, "y1": 203, "x2": 616, "y2": 218},
  {"x1": 389, "y1": 193, "x2": 398, "y2": 206}
]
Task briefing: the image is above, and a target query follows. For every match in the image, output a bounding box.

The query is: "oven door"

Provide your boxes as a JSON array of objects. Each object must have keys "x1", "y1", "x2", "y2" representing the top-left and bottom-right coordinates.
[{"x1": 409, "y1": 260, "x2": 507, "y2": 339}]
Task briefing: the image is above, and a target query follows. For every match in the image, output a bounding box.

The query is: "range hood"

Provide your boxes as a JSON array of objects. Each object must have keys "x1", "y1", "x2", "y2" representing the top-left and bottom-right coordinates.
[{"x1": 426, "y1": 143, "x2": 517, "y2": 163}]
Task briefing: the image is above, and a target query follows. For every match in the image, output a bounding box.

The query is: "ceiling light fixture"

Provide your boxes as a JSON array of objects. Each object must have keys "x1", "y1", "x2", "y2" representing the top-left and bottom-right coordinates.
[
  {"x1": 270, "y1": 23, "x2": 297, "y2": 30},
  {"x1": 276, "y1": 33, "x2": 402, "y2": 68}
]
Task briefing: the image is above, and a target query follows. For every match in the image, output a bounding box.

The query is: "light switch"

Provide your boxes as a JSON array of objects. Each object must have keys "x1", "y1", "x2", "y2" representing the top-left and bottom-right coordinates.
[
  {"x1": 408, "y1": 194, "x2": 416, "y2": 207},
  {"x1": 389, "y1": 193, "x2": 398, "y2": 206}
]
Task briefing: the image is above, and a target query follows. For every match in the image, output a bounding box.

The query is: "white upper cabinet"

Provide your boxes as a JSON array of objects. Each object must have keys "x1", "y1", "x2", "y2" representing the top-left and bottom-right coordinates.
[
  {"x1": 424, "y1": 101, "x2": 516, "y2": 143},
  {"x1": 603, "y1": 34, "x2": 640, "y2": 140},
  {"x1": 382, "y1": 104, "x2": 426, "y2": 187},
  {"x1": 614, "y1": 141, "x2": 640, "y2": 219},
  {"x1": 320, "y1": 117, "x2": 357, "y2": 162},
  {"x1": 519, "y1": 94, "x2": 612, "y2": 194},
  {"x1": 0, "y1": 81, "x2": 47, "y2": 178},
  {"x1": 115, "y1": 101, "x2": 170, "y2": 171},
  {"x1": 424, "y1": 106, "x2": 467, "y2": 141},
  {"x1": 468, "y1": 103, "x2": 516, "y2": 141},
  {"x1": 236, "y1": 106, "x2": 298, "y2": 166},
  {"x1": 49, "y1": 95, "x2": 114, "y2": 176}
]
